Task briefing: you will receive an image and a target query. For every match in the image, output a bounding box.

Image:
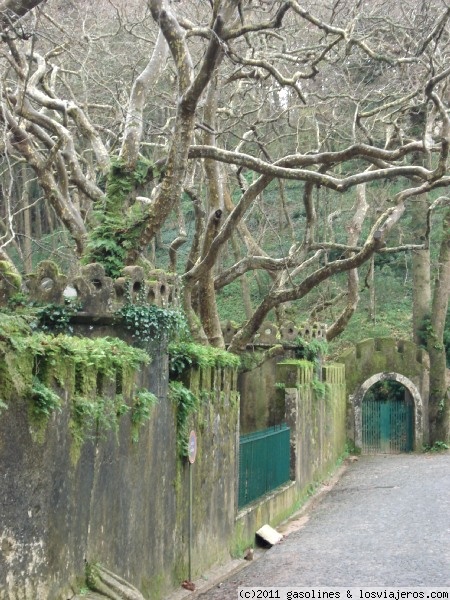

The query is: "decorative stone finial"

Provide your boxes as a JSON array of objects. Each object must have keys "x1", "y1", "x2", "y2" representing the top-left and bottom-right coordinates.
[{"x1": 24, "y1": 261, "x2": 67, "y2": 304}]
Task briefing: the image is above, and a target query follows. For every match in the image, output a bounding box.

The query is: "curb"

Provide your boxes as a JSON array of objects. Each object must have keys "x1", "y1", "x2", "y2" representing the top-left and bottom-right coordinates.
[
  {"x1": 167, "y1": 557, "x2": 251, "y2": 600},
  {"x1": 167, "y1": 461, "x2": 351, "y2": 599}
]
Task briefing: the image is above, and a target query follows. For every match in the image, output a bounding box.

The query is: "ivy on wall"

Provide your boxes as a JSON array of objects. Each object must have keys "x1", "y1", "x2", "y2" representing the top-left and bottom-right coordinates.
[
  {"x1": 131, "y1": 389, "x2": 159, "y2": 443},
  {"x1": 168, "y1": 341, "x2": 240, "y2": 459},
  {"x1": 1, "y1": 294, "x2": 240, "y2": 461},
  {"x1": 33, "y1": 300, "x2": 81, "y2": 334},
  {"x1": 168, "y1": 380, "x2": 199, "y2": 458},
  {"x1": 117, "y1": 303, "x2": 188, "y2": 347},
  {"x1": 28, "y1": 377, "x2": 62, "y2": 427},
  {"x1": 294, "y1": 337, "x2": 328, "y2": 364},
  {"x1": 294, "y1": 337, "x2": 329, "y2": 400}
]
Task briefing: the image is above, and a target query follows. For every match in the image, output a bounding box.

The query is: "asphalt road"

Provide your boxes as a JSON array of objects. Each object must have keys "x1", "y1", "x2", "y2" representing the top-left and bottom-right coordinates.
[{"x1": 197, "y1": 453, "x2": 450, "y2": 599}]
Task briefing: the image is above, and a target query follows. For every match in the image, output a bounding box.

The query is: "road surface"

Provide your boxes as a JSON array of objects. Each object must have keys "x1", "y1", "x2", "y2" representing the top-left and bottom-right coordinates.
[{"x1": 198, "y1": 453, "x2": 450, "y2": 599}]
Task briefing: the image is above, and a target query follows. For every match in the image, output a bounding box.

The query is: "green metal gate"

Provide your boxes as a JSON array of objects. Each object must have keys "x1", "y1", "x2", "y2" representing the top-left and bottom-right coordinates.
[
  {"x1": 362, "y1": 396, "x2": 414, "y2": 453},
  {"x1": 238, "y1": 424, "x2": 290, "y2": 508}
]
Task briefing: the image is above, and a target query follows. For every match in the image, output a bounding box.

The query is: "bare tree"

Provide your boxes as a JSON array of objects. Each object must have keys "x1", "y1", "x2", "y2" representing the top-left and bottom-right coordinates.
[
  {"x1": 0, "y1": 0, "x2": 449, "y2": 367},
  {"x1": 0, "y1": 0, "x2": 45, "y2": 31}
]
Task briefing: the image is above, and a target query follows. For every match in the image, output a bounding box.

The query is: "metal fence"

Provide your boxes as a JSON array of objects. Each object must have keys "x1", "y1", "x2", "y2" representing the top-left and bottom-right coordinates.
[{"x1": 238, "y1": 424, "x2": 291, "y2": 508}]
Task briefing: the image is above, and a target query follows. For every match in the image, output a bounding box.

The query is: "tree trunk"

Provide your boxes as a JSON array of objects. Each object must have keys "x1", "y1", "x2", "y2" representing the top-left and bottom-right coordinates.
[
  {"x1": 428, "y1": 208, "x2": 450, "y2": 443},
  {"x1": 230, "y1": 232, "x2": 253, "y2": 320},
  {"x1": 198, "y1": 210, "x2": 225, "y2": 347},
  {"x1": 21, "y1": 164, "x2": 33, "y2": 273},
  {"x1": 411, "y1": 196, "x2": 432, "y2": 344},
  {"x1": 129, "y1": 2, "x2": 228, "y2": 265},
  {"x1": 120, "y1": 30, "x2": 167, "y2": 169},
  {"x1": 197, "y1": 75, "x2": 225, "y2": 348},
  {"x1": 368, "y1": 256, "x2": 376, "y2": 322},
  {"x1": 327, "y1": 183, "x2": 368, "y2": 341}
]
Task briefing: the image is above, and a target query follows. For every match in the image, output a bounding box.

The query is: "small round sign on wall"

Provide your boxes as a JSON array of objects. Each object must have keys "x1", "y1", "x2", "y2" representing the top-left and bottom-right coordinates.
[{"x1": 188, "y1": 430, "x2": 197, "y2": 464}]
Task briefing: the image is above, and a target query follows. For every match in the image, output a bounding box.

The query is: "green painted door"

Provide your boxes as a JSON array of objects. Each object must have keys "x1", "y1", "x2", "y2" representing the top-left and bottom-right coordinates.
[{"x1": 362, "y1": 396, "x2": 413, "y2": 453}]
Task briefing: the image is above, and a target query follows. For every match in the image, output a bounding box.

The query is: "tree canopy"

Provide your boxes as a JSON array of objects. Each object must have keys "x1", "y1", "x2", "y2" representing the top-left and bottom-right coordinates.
[{"x1": 0, "y1": 0, "x2": 448, "y2": 366}]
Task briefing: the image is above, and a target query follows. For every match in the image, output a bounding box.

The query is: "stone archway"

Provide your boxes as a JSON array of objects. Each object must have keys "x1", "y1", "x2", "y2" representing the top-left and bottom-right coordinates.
[
  {"x1": 353, "y1": 372, "x2": 423, "y2": 452},
  {"x1": 338, "y1": 338, "x2": 430, "y2": 450}
]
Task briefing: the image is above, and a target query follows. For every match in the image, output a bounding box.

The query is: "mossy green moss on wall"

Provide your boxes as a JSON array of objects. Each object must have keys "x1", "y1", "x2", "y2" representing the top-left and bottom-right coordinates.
[
  {"x1": 234, "y1": 357, "x2": 346, "y2": 550},
  {"x1": 84, "y1": 157, "x2": 159, "y2": 277},
  {"x1": 0, "y1": 312, "x2": 153, "y2": 459},
  {"x1": 0, "y1": 311, "x2": 242, "y2": 600},
  {"x1": 168, "y1": 341, "x2": 240, "y2": 459},
  {"x1": 167, "y1": 343, "x2": 240, "y2": 583},
  {"x1": 338, "y1": 337, "x2": 427, "y2": 397}
]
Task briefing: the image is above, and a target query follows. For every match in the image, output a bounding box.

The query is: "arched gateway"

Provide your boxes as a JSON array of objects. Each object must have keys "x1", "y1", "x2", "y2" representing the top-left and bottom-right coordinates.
[
  {"x1": 353, "y1": 372, "x2": 422, "y2": 453},
  {"x1": 338, "y1": 338, "x2": 429, "y2": 453}
]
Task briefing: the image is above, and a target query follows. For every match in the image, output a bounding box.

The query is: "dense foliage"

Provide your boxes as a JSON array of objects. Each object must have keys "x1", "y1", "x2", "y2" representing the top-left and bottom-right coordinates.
[
  {"x1": 116, "y1": 303, "x2": 188, "y2": 346},
  {"x1": 168, "y1": 341, "x2": 240, "y2": 378}
]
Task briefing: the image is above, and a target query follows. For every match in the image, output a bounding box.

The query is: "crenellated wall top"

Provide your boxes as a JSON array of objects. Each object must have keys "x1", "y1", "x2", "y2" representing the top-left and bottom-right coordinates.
[
  {"x1": 0, "y1": 260, "x2": 181, "y2": 313},
  {"x1": 1, "y1": 261, "x2": 327, "y2": 344},
  {"x1": 221, "y1": 319, "x2": 327, "y2": 348}
]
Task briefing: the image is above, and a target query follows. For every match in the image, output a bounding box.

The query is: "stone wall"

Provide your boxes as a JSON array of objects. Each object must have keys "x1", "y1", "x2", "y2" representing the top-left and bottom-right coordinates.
[
  {"x1": 0, "y1": 259, "x2": 181, "y2": 311},
  {"x1": 235, "y1": 360, "x2": 347, "y2": 548},
  {"x1": 339, "y1": 338, "x2": 429, "y2": 399},
  {"x1": 338, "y1": 338, "x2": 430, "y2": 448},
  {"x1": 0, "y1": 329, "x2": 348, "y2": 599},
  {"x1": 222, "y1": 319, "x2": 327, "y2": 347},
  {"x1": 0, "y1": 260, "x2": 343, "y2": 599},
  {"x1": 281, "y1": 362, "x2": 347, "y2": 487},
  {"x1": 236, "y1": 321, "x2": 327, "y2": 435},
  {"x1": 0, "y1": 332, "x2": 239, "y2": 600},
  {"x1": 238, "y1": 355, "x2": 287, "y2": 434},
  {"x1": 175, "y1": 365, "x2": 240, "y2": 578}
]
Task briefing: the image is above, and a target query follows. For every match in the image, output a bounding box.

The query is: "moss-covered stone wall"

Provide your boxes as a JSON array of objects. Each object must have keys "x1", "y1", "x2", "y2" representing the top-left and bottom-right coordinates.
[
  {"x1": 238, "y1": 355, "x2": 287, "y2": 434},
  {"x1": 338, "y1": 338, "x2": 430, "y2": 445},
  {"x1": 0, "y1": 329, "x2": 239, "y2": 600},
  {"x1": 235, "y1": 359, "x2": 347, "y2": 548},
  {"x1": 339, "y1": 338, "x2": 428, "y2": 398},
  {"x1": 175, "y1": 366, "x2": 240, "y2": 579}
]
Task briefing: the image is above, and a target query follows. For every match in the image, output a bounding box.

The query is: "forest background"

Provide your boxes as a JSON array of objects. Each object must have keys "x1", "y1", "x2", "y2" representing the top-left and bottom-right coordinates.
[{"x1": 0, "y1": 0, "x2": 448, "y2": 439}]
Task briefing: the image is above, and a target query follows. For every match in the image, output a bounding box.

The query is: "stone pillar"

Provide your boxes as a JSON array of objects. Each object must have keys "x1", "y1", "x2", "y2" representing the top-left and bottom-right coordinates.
[{"x1": 284, "y1": 387, "x2": 299, "y2": 481}]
